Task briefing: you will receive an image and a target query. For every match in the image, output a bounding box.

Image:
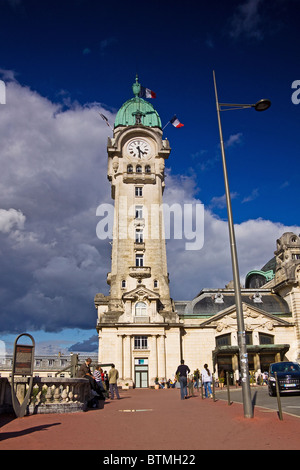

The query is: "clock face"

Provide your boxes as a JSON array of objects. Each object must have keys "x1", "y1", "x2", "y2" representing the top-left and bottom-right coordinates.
[{"x1": 127, "y1": 139, "x2": 150, "y2": 159}]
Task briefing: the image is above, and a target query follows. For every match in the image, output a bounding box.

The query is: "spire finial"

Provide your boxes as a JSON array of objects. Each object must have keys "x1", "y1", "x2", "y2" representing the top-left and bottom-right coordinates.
[{"x1": 132, "y1": 75, "x2": 140, "y2": 97}]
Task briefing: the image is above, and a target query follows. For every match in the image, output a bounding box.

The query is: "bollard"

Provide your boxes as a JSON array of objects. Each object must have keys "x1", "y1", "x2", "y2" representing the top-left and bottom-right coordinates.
[
  {"x1": 226, "y1": 371, "x2": 231, "y2": 406},
  {"x1": 274, "y1": 372, "x2": 283, "y2": 421},
  {"x1": 212, "y1": 374, "x2": 216, "y2": 402}
]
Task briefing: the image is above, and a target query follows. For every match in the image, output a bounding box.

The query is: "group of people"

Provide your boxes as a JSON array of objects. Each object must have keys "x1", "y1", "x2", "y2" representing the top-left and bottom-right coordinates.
[
  {"x1": 77, "y1": 358, "x2": 121, "y2": 406},
  {"x1": 176, "y1": 360, "x2": 213, "y2": 400},
  {"x1": 78, "y1": 357, "x2": 215, "y2": 404}
]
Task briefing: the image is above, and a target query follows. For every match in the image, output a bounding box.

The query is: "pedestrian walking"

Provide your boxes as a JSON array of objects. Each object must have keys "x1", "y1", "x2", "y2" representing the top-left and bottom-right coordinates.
[
  {"x1": 175, "y1": 359, "x2": 190, "y2": 400},
  {"x1": 108, "y1": 364, "x2": 120, "y2": 400},
  {"x1": 201, "y1": 364, "x2": 213, "y2": 398},
  {"x1": 194, "y1": 368, "x2": 200, "y2": 390}
]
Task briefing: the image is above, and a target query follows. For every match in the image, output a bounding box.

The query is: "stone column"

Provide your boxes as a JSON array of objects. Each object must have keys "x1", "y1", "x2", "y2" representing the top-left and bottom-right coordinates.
[
  {"x1": 151, "y1": 335, "x2": 158, "y2": 382},
  {"x1": 157, "y1": 335, "x2": 166, "y2": 381},
  {"x1": 117, "y1": 334, "x2": 123, "y2": 379},
  {"x1": 98, "y1": 335, "x2": 102, "y2": 363},
  {"x1": 124, "y1": 335, "x2": 132, "y2": 381}
]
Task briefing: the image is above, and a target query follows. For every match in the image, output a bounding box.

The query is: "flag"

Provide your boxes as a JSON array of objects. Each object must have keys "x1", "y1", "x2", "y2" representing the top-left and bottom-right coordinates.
[
  {"x1": 170, "y1": 115, "x2": 184, "y2": 128},
  {"x1": 0, "y1": 80, "x2": 6, "y2": 104},
  {"x1": 99, "y1": 113, "x2": 109, "y2": 125},
  {"x1": 99, "y1": 112, "x2": 113, "y2": 130},
  {"x1": 139, "y1": 85, "x2": 156, "y2": 99}
]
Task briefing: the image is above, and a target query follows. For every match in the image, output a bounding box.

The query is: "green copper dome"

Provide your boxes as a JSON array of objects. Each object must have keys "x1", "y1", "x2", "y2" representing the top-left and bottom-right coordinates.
[{"x1": 114, "y1": 77, "x2": 161, "y2": 129}]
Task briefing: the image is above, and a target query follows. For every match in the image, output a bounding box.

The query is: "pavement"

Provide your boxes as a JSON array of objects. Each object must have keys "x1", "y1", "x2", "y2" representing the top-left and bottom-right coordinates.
[{"x1": 0, "y1": 386, "x2": 300, "y2": 452}]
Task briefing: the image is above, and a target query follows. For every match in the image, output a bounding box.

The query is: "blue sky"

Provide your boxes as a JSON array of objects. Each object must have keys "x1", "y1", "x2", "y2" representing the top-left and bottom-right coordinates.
[{"x1": 0, "y1": 0, "x2": 300, "y2": 354}]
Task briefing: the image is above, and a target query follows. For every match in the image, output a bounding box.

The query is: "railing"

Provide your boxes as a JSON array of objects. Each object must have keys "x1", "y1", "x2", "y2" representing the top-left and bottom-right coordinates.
[
  {"x1": 0, "y1": 376, "x2": 93, "y2": 415},
  {"x1": 129, "y1": 266, "x2": 151, "y2": 279}
]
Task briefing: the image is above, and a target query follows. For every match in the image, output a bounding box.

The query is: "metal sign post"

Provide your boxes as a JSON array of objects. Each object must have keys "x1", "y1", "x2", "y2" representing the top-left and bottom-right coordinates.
[{"x1": 11, "y1": 333, "x2": 35, "y2": 417}]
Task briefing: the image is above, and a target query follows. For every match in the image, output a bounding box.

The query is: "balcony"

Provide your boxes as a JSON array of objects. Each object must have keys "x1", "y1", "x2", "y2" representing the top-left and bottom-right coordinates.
[
  {"x1": 129, "y1": 266, "x2": 151, "y2": 279},
  {"x1": 123, "y1": 172, "x2": 155, "y2": 184}
]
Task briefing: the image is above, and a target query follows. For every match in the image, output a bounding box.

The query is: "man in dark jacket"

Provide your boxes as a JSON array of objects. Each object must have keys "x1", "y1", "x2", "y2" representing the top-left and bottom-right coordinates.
[
  {"x1": 77, "y1": 358, "x2": 105, "y2": 400},
  {"x1": 176, "y1": 360, "x2": 190, "y2": 400}
]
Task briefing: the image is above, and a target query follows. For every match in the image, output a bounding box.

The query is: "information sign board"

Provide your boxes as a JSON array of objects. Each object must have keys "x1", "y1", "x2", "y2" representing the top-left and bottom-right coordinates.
[{"x1": 11, "y1": 333, "x2": 35, "y2": 417}]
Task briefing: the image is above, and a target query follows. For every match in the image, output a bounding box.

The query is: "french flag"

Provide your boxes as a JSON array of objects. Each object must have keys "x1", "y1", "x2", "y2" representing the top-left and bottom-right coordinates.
[
  {"x1": 139, "y1": 85, "x2": 156, "y2": 99},
  {"x1": 170, "y1": 115, "x2": 184, "y2": 128}
]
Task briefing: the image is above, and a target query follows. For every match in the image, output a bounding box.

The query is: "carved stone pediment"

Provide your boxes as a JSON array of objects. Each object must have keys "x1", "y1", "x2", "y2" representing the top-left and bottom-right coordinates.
[
  {"x1": 200, "y1": 302, "x2": 293, "y2": 334},
  {"x1": 122, "y1": 286, "x2": 160, "y2": 302}
]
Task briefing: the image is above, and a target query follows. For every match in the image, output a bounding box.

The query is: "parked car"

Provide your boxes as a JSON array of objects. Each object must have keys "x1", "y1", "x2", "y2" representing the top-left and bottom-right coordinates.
[{"x1": 268, "y1": 361, "x2": 300, "y2": 396}]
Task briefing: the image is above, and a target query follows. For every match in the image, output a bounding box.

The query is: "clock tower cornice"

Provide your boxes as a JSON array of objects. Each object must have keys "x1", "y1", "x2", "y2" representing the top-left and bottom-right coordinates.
[{"x1": 107, "y1": 126, "x2": 171, "y2": 160}]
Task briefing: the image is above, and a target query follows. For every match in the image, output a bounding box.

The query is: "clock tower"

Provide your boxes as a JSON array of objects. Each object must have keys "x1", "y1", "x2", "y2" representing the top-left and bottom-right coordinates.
[{"x1": 95, "y1": 77, "x2": 179, "y2": 387}]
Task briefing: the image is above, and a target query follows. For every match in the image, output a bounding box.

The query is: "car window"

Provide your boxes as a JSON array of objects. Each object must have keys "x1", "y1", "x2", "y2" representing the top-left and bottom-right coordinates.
[{"x1": 270, "y1": 363, "x2": 300, "y2": 373}]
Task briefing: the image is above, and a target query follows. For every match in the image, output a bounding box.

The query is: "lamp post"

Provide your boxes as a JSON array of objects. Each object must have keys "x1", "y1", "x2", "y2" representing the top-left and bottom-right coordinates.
[{"x1": 213, "y1": 71, "x2": 271, "y2": 419}]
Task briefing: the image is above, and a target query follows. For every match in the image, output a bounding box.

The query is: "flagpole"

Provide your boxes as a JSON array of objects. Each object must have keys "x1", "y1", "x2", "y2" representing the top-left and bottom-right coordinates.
[{"x1": 162, "y1": 121, "x2": 170, "y2": 131}]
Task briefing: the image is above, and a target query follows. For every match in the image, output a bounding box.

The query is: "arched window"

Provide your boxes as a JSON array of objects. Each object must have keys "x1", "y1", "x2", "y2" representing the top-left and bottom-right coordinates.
[
  {"x1": 136, "y1": 165, "x2": 142, "y2": 173},
  {"x1": 135, "y1": 302, "x2": 147, "y2": 316},
  {"x1": 127, "y1": 164, "x2": 133, "y2": 173},
  {"x1": 145, "y1": 165, "x2": 151, "y2": 173}
]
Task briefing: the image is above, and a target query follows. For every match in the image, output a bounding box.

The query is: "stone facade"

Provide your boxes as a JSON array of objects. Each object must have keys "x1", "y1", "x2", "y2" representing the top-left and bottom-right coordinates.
[{"x1": 95, "y1": 79, "x2": 300, "y2": 387}]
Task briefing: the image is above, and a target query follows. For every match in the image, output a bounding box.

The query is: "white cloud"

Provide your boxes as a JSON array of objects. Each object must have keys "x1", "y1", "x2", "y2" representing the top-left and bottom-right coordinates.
[
  {"x1": 230, "y1": 0, "x2": 264, "y2": 40},
  {"x1": 242, "y1": 188, "x2": 259, "y2": 203},
  {"x1": 224, "y1": 132, "x2": 243, "y2": 148},
  {"x1": 164, "y1": 173, "x2": 300, "y2": 299},
  {"x1": 210, "y1": 192, "x2": 239, "y2": 209},
  {"x1": 0, "y1": 208, "x2": 25, "y2": 233}
]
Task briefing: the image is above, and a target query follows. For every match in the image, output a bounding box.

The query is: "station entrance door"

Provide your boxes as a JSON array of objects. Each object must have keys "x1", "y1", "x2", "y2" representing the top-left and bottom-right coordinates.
[{"x1": 134, "y1": 358, "x2": 148, "y2": 388}]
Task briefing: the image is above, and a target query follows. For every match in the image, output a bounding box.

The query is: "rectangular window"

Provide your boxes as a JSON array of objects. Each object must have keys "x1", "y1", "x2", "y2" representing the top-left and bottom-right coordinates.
[
  {"x1": 135, "y1": 205, "x2": 143, "y2": 219},
  {"x1": 259, "y1": 333, "x2": 274, "y2": 345},
  {"x1": 246, "y1": 332, "x2": 253, "y2": 345},
  {"x1": 136, "y1": 254, "x2": 144, "y2": 267},
  {"x1": 135, "y1": 186, "x2": 143, "y2": 197},
  {"x1": 135, "y1": 229, "x2": 143, "y2": 243},
  {"x1": 216, "y1": 333, "x2": 231, "y2": 347},
  {"x1": 134, "y1": 336, "x2": 148, "y2": 350}
]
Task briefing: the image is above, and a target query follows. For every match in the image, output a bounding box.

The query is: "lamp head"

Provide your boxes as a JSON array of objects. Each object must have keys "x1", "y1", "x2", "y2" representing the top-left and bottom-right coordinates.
[{"x1": 254, "y1": 99, "x2": 271, "y2": 112}]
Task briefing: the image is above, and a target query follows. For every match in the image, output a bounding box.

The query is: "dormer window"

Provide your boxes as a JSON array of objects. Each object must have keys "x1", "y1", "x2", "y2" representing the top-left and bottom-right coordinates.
[
  {"x1": 214, "y1": 293, "x2": 224, "y2": 304},
  {"x1": 253, "y1": 292, "x2": 263, "y2": 303}
]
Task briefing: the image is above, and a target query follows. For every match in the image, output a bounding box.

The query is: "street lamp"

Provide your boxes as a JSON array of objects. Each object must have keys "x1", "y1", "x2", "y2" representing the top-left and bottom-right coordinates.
[{"x1": 213, "y1": 71, "x2": 271, "y2": 419}]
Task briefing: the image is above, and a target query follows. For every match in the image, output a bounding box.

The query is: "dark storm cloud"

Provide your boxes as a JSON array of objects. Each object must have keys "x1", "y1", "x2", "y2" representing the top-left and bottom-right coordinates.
[{"x1": 0, "y1": 80, "x2": 113, "y2": 333}]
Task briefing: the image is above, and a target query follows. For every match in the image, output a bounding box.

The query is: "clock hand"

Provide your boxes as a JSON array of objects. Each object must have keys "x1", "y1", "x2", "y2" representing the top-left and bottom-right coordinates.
[{"x1": 136, "y1": 146, "x2": 145, "y2": 158}]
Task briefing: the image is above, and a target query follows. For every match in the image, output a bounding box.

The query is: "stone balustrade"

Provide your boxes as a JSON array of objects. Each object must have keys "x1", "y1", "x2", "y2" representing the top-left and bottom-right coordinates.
[{"x1": 0, "y1": 376, "x2": 95, "y2": 415}]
